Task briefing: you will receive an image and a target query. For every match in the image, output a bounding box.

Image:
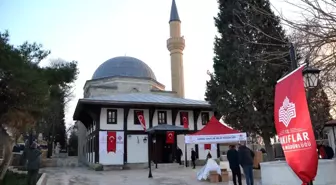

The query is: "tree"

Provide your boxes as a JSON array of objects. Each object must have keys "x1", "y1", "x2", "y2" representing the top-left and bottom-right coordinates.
[
  {"x1": 0, "y1": 31, "x2": 78, "y2": 181},
  {"x1": 0, "y1": 31, "x2": 50, "y2": 180},
  {"x1": 308, "y1": 83, "x2": 333, "y2": 139},
  {"x1": 43, "y1": 59, "x2": 78, "y2": 154},
  {"x1": 242, "y1": 0, "x2": 336, "y2": 114},
  {"x1": 206, "y1": 0, "x2": 290, "y2": 160},
  {"x1": 68, "y1": 130, "x2": 78, "y2": 156}
]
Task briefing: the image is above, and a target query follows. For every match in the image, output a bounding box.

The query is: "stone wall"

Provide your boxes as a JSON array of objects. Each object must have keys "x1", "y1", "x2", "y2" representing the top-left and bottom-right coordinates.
[{"x1": 41, "y1": 157, "x2": 80, "y2": 168}]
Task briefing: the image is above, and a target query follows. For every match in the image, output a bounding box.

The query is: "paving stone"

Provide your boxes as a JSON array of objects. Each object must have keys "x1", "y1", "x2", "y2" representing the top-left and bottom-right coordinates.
[{"x1": 41, "y1": 167, "x2": 262, "y2": 185}]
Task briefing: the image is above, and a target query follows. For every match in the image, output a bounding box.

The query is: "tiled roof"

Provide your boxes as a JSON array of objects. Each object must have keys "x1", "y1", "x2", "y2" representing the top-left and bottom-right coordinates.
[{"x1": 81, "y1": 93, "x2": 210, "y2": 107}]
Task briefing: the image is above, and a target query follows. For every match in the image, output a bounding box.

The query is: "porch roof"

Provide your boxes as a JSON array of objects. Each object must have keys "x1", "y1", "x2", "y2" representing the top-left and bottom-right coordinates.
[{"x1": 146, "y1": 124, "x2": 189, "y2": 134}]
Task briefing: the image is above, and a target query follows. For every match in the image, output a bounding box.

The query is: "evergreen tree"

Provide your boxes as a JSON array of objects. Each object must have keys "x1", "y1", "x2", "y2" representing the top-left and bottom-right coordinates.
[
  {"x1": 206, "y1": 0, "x2": 290, "y2": 159},
  {"x1": 68, "y1": 130, "x2": 78, "y2": 156},
  {"x1": 308, "y1": 84, "x2": 332, "y2": 139}
]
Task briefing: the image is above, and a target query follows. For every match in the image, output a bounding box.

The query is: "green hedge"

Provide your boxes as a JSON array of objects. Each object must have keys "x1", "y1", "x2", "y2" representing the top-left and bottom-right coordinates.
[{"x1": 2, "y1": 171, "x2": 42, "y2": 185}]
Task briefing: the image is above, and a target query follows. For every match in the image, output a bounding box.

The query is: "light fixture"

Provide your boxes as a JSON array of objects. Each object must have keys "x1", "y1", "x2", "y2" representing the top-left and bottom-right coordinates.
[
  {"x1": 302, "y1": 66, "x2": 321, "y2": 89},
  {"x1": 143, "y1": 136, "x2": 148, "y2": 143},
  {"x1": 153, "y1": 137, "x2": 156, "y2": 144}
]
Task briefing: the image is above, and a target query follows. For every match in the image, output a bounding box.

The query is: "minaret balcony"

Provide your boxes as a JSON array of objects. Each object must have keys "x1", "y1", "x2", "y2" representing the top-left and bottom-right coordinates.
[{"x1": 167, "y1": 37, "x2": 185, "y2": 51}]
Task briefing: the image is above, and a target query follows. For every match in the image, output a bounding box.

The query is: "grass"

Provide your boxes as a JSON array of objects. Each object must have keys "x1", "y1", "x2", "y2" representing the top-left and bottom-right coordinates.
[{"x1": 2, "y1": 171, "x2": 42, "y2": 185}]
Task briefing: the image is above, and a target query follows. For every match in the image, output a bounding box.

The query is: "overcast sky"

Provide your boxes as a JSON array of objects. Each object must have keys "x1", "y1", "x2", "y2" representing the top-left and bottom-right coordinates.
[{"x1": 0, "y1": 0, "x2": 300, "y2": 127}]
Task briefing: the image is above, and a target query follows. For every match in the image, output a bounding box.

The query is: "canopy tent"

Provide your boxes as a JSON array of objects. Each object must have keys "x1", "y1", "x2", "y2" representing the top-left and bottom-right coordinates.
[{"x1": 185, "y1": 116, "x2": 247, "y2": 144}]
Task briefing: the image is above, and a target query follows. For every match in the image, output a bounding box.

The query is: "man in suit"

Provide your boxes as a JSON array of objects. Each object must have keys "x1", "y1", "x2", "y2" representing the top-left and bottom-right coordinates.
[
  {"x1": 176, "y1": 147, "x2": 183, "y2": 165},
  {"x1": 227, "y1": 145, "x2": 242, "y2": 185},
  {"x1": 191, "y1": 148, "x2": 197, "y2": 169}
]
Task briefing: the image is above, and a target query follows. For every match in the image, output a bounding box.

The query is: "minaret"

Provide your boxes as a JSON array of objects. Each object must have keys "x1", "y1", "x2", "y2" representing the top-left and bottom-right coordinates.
[{"x1": 167, "y1": 0, "x2": 185, "y2": 98}]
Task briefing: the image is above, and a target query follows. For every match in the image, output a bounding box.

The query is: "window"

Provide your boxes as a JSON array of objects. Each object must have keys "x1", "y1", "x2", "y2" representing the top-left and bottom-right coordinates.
[
  {"x1": 201, "y1": 112, "x2": 210, "y2": 125},
  {"x1": 158, "y1": 111, "x2": 167, "y2": 124},
  {"x1": 134, "y1": 110, "x2": 144, "y2": 125},
  {"x1": 107, "y1": 109, "x2": 117, "y2": 124}
]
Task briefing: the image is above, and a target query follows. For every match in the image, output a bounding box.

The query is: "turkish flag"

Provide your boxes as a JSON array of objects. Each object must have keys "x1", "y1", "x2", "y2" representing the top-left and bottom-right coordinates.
[
  {"x1": 204, "y1": 144, "x2": 211, "y2": 150},
  {"x1": 136, "y1": 111, "x2": 146, "y2": 131},
  {"x1": 107, "y1": 131, "x2": 117, "y2": 153},
  {"x1": 166, "y1": 131, "x2": 175, "y2": 144},
  {"x1": 274, "y1": 65, "x2": 317, "y2": 184},
  {"x1": 180, "y1": 112, "x2": 189, "y2": 128}
]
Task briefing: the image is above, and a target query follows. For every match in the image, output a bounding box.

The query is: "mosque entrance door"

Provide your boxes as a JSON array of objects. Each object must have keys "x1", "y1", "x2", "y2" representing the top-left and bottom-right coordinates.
[{"x1": 154, "y1": 134, "x2": 173, "y2": 163}]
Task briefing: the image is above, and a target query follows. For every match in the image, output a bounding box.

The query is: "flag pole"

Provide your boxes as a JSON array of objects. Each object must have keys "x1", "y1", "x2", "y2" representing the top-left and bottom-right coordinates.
[{"x1": 290, "y1": 43, "x2": 313, "y2": 185}]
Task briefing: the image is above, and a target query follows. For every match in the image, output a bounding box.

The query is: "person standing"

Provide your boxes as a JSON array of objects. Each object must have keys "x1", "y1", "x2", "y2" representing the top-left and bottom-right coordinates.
[
  {"x1": 191, "y1": 148, "x2": 197, "y2": 169},
  {"x1": 238, "y1": 144, "x2": 254, "y2": 185},
  {"x1": 227, "y1": 145, "x2": 242, "y2": 185},
  {"x1": 206, "y1": 151, "x2": 212, "y2": 159},
  {"x1": 26, "y1": 142, "x2": 42, "y2": 185},
  {"x1": 325, "y1": 144, "x2": 334, "y2": 159},
  {"x1": 176, "y1": 147, "x2": 183, "y2": 165}
]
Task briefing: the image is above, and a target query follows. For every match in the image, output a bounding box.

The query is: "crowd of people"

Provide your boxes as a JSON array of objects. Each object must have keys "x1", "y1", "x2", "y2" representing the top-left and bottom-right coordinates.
[
  {"x1": 227, "y1": 144, "x2": 255, "y2": 185},
  {"x1": 174, "y1": 142, "x2": 335, "y2": 185}
]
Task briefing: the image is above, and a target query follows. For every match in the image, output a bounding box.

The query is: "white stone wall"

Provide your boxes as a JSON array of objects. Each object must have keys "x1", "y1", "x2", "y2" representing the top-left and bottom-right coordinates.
[
  {"x1": 76, "y1": 121, "x2": 88, "y2": 165},
  {"x1": 261, "y1": 159, "x2": 336, "y2": 185},
  {"x1": 84, "y1": 77, "x2": 167, "y2": 98},
  {"x1": 99, "y1": 108, "x2": 213, "y2": 131},
  {"x1": 126, "y1": 135, "x2": 148, "y2": 163}
]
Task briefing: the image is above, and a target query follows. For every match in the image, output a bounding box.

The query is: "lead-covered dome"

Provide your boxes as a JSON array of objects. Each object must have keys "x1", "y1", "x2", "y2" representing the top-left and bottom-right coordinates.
[{"x1": 92, "y1": 56, "x2": 156, "y2": 80}]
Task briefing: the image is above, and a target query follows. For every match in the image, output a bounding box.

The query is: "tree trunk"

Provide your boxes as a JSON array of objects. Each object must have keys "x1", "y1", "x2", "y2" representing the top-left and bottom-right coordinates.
[
  {"x1": 262, "y1": 135, "x2": 274, "y2": 161},
  {"x1": 0, "y1": 126, "x2": 14, "y2": 182}
]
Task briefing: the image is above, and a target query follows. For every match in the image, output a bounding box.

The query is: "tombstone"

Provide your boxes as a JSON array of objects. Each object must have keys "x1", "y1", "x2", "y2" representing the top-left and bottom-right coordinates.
[
  {"x1": 54, "y1": 142, "x2": 61, "y2": 157},
  {"x1": 38, "y1": 133, "x2": 43, "y2": 143}
]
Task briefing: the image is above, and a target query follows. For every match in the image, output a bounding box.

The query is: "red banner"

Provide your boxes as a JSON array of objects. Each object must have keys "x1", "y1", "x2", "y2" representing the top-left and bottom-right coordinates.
[
  {"x1": 107, "y1": 131, "x2": 117, "y2": 153},
  {"x1": 166, "y1": 131, "x2": 175, "y2": 144},
  {"x1": 274, "y1": 66, "x2": 317, "y2": 184},
  {"x1": 180, "y1": 112, "x2": 189, "y2": 128},
  {"x1": 136, "y1": 111, "x2": 146, "y2": 131},
  {"x1": 204, "y1": 144, "x2": 211, "y2": 150}
]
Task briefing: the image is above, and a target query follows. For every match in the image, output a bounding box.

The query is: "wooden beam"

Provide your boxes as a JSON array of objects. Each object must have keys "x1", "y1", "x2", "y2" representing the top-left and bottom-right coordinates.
[
  {"x1": 171, "y1": 109, "x2": 179, "y2": 126},
  {"x1": 171, "y1": 109, "x2": 178, "y2": 160},
  {"x1": 149, "y1": 108, "x2": 155, "y2": 128},
  {"x1": 193, "y1": 109, "x2": 201, "y2": 159},
  {"x1": 123, "y1": 108, "x2": 130, "y2": 164},
  {"x1": 193, "y1": 109, "x2": 201, "y2": 131}
]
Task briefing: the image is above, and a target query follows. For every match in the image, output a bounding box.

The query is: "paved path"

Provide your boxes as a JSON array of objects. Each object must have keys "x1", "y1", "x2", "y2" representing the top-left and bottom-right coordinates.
[{"x1": 41, "y1": 167, "x2": 261, "y2": 185}]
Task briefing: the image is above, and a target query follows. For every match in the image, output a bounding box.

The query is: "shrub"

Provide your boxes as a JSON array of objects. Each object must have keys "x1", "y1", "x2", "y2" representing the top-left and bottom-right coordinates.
[
  {"x1": 89, "y1": 163, "x2": 103, "y2": 171},
  {"x1": 2, "y1": 171, "x2": 41, "y2": 185}
]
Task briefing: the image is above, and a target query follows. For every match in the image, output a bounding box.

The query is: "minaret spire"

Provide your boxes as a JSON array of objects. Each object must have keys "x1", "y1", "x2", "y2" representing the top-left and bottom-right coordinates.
[
  {"x1": 169, "y1": 0, "x2": 180, "y2": 23},
  {"x1": 167, "y1": 0, "x2": 185, "y2": 98}
]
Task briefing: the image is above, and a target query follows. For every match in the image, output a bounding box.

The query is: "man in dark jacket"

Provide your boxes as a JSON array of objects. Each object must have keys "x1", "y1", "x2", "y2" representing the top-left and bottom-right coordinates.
[
  {"x1": 238, "y1": 144, "x2": 254, "y2": 185},
  {"x1": 26, "y1": 142, "x2": 42, "y2": 185},
  {"x1": 176, "y1": 147, "x2": 183, "y2": 165},
  {"x1": 325, "y1": 145, "x2": 334, "y2": 159},
  {"x1": 227, "y1": 145, "x2": 242, "y2": 185},
  {"x1": 191, "y1": 148, "x2": 197, "y2": 169}
]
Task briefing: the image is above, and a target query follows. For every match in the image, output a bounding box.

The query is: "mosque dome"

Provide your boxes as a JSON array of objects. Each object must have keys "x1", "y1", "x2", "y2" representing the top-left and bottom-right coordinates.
[{"x1": 92, "y1": 56, "x2": 157, "y2": 80}]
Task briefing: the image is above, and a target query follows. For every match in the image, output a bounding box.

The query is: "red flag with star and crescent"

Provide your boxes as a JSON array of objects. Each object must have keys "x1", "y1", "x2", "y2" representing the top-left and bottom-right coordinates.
[
  {"x1": 166, "y1": 131, "x2": 175, "y2": 144},
  {"x1": 107, "y1": 131, "x2": 116, "y2": 153},
  {"x1": 180, "y1": 112, "x2": 189, "y2": 128},
  {"x1": 274, "y1": 65, "x2": 317, "y2": 185},
  {"x1": 136, "y1": 111, "x2": 146, "y2": 131}
]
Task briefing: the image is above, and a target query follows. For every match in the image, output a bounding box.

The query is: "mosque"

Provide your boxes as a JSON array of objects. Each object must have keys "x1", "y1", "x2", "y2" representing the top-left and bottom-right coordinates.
[{"x1": 73, "y1": 0, "x2": 216, "y2": 167}]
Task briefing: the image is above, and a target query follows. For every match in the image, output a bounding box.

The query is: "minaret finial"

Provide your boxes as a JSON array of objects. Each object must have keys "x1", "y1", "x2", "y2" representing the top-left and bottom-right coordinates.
[{"x1": 169, "y1": 0, "x2": 180, "y2": 23}]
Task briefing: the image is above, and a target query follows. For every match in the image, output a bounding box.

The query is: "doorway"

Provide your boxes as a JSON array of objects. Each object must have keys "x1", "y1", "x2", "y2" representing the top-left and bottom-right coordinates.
[{"x1": 153, "y1": 133, "x2": 174, "y2": 163}]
